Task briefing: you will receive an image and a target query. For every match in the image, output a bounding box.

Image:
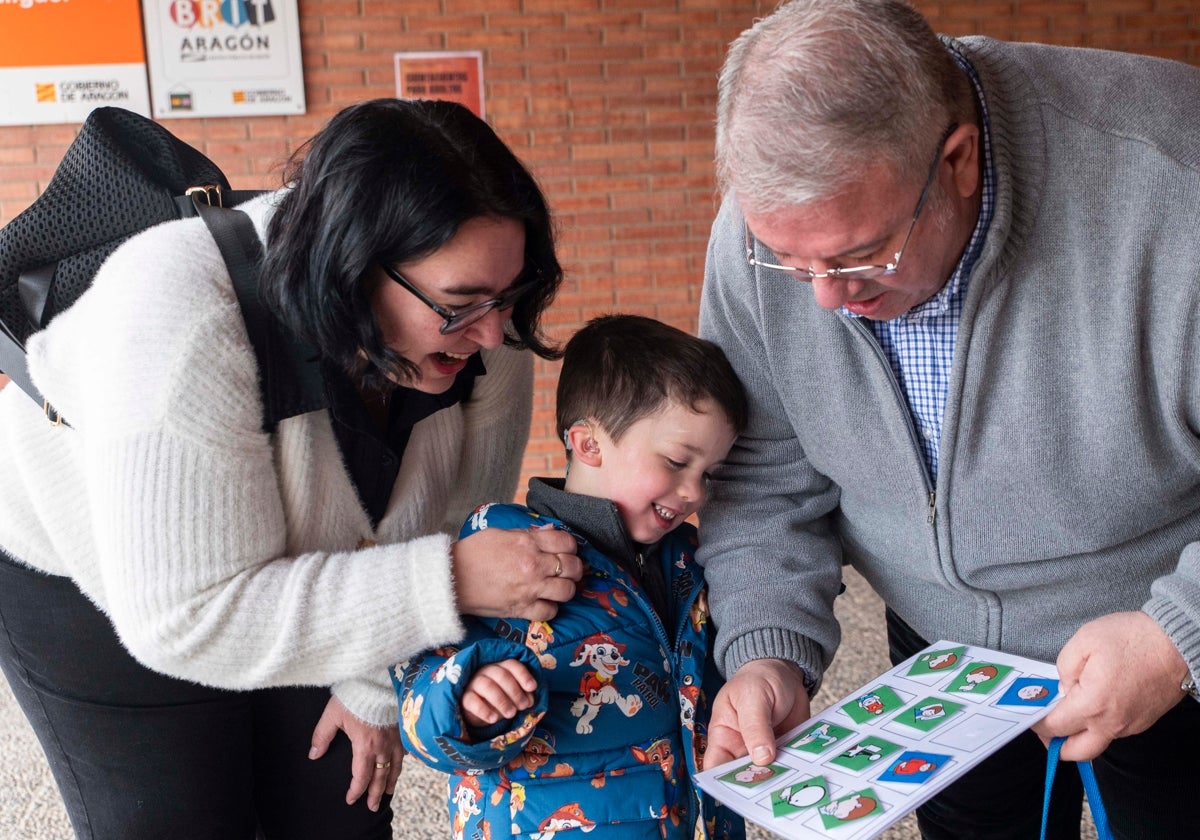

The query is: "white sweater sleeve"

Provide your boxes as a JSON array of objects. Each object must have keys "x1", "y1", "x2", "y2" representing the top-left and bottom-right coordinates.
[{"x1": 25, "y1": 217, "x2": 486, "y2": 724}]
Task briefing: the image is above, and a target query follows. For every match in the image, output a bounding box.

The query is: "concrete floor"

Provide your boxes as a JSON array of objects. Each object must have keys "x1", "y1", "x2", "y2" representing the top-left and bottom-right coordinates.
[{"x1": 2, "y1": 566, "x2": 1096, "y2": 838}]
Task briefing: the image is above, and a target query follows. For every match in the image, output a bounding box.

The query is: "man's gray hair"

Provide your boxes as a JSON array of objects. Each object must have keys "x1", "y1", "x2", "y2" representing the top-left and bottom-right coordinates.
[{"x1": 716, "y1": 0, "x2": 974, "y2": 214}]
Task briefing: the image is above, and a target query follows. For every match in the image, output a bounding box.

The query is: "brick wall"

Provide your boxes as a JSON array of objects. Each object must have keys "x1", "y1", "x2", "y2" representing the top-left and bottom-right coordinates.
[{"x1": 2, "y1": 0, "x2": 1197, "y2": 491}]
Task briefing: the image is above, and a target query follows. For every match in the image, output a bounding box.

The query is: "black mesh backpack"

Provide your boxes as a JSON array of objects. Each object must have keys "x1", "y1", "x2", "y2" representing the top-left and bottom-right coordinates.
[{"x1": 0, "y1": 106, "x2": 322, "y2": 428}]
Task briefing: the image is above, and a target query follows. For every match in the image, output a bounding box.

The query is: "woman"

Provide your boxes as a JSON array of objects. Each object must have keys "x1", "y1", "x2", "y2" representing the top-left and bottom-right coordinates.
[{"x1": 0, "y1": 98, "x2": 581, "y2": 839}]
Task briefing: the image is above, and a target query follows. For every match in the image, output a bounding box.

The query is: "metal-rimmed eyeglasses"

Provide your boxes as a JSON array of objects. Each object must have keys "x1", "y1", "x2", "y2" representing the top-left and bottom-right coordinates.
[
  {"x1": 745, "y1": 123, "x2": 958, "y2": 282},
  {"x1": 379, "y1": 263, "x2": 537, "y2": 334}
]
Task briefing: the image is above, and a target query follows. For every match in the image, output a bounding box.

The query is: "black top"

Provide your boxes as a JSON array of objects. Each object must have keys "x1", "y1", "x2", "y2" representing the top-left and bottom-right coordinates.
[{"x1": 324, "y1": 355, "x2": 485, "y2": 528}]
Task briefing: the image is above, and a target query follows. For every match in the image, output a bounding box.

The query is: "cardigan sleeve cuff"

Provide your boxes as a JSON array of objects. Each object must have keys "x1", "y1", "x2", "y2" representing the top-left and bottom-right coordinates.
[
  {"x1": 723, "y1": 628, "x2": 825, "y2": 698},
  {"x1": 333, "y1": 673, "x2": 400, "y2": 727}
]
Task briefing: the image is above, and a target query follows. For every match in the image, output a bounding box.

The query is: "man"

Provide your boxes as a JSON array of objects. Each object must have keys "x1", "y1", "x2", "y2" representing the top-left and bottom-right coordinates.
[{"x1": 696, "y1": 1, "x2": 1200, "y2": 837}]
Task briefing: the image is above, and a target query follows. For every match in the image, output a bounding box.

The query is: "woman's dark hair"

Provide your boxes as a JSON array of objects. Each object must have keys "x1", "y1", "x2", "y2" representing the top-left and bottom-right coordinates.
[{"x1": 261, "y1": 98, "x2": 563, "y2": 390}]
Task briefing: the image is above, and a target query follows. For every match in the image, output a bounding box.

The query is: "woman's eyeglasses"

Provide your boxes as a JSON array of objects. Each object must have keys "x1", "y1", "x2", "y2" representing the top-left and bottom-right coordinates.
[{"x1": 379, "y1": 263, "x2": 536, "y2": 334}]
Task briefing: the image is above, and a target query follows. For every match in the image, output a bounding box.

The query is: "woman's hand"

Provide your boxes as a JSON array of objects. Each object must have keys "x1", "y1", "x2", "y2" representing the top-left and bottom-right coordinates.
[
  {"x1": 309, "y1": 695, "x2": 404, "y2": 812},
  {"x1": 452, "y1": 524, "x2": 582, "y2": 621}
]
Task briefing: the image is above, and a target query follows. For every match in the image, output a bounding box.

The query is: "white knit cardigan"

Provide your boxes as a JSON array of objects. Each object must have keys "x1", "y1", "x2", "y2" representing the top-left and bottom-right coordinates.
[{"x1": 0, "y1": 193, "x2": 533, "y2": 725}]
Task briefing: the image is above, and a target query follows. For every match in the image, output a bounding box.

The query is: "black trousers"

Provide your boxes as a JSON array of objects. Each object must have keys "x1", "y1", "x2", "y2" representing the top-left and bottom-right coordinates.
[
  {"x1": 0, "y1": 550, "x2": 394, "y2": 840},
  {"x1": 886, "y1": 607, "x2": 1199, "y2": 840}
]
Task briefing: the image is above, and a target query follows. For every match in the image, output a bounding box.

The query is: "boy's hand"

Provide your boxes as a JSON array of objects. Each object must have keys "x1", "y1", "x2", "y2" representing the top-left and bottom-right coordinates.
[{"x1": 462, "y1": 659, "x2": 538, "y2": 730}]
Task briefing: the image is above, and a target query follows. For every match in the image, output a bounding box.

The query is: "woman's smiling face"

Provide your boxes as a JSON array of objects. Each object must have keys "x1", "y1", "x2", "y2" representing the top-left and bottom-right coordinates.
[{"x1": 371, "y1": 215, "x2": 526, "y2": 393}]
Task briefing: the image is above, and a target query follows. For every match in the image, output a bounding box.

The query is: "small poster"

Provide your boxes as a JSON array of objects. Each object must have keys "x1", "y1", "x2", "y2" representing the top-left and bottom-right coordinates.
[
  {"x1": 0, "y1": 0, "x2": 151, "y2": 125},
  {"x1": 142, "y1": 0, "x2": 306, "y2": 119},
  {"x1": 394, "y1": 51, "x2": 484, "y2": 119},
  {"x1": 695, "y1": 641, "x2": 1061, "y2": 840}
]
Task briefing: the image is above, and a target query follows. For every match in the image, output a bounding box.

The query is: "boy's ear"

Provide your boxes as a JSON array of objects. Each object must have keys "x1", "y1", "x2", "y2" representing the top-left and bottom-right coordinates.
[{"x1": 566, "y1": 424, "x2": 602, "y2": 467}]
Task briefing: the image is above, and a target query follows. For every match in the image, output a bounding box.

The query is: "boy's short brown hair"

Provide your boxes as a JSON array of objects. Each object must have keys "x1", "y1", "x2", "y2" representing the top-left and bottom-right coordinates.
[{"x1": 556, "y1": 314, "x2": 748, "y2": 452}]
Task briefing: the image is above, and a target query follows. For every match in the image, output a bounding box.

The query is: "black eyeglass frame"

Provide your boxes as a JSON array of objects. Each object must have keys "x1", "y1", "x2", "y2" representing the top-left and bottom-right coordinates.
[
  {"x1": 379, "y1": 263, "x2": 538, "y2": 335},
  {"x1": 744, "y1": 123, "x2": 959, "y2": 282}
]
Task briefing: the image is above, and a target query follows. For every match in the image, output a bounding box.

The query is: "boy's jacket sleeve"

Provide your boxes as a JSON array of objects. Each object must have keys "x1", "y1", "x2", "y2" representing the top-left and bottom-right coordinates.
[{"x1": 393, "y1": 634, "x2": 547, "y2": 772}]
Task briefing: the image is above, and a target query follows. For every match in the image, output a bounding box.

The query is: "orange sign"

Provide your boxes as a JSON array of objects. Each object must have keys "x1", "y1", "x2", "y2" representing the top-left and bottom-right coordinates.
[
  {"x1": 0, "y1": 0, "x2": 149, "y2": 124},
  {"x1": 394, "y1": 51, "x2": 484, "y2": 119},
  {"x1": 0, "y1": 0, "x2": 145, "y2": 68}
]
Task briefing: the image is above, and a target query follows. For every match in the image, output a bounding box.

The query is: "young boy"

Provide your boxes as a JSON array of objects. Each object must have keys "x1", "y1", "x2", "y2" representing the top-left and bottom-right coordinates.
[{"x1": 392, "y1": 314, "x2": 747, "y2": 840}]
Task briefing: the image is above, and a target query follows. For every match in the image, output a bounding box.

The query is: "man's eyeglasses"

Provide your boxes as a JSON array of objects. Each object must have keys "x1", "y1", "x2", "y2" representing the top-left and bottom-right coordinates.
[
  {"x1": 745, "y1": 124, "x2": 958, "y2": 282},
  {"x1": 379, "y1": 263, "x2": 537, "y2": 334}
]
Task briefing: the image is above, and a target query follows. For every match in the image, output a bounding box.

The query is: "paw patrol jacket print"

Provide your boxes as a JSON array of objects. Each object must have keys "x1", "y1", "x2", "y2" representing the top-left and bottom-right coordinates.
[{"x1": 393, "y1": 479, "x2": 744, "y2": 840}]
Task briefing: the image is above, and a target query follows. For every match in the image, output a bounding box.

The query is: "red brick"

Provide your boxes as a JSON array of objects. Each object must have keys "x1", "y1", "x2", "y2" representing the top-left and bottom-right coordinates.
[{"x1": 0, "y1": 0, "x2": 1195, "y2": 464}]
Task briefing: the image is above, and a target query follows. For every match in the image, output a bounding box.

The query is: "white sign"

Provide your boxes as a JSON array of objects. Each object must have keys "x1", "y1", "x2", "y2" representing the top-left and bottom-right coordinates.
[{"x1": 142, "y1": 0, "x2": 306, "y2": 119}]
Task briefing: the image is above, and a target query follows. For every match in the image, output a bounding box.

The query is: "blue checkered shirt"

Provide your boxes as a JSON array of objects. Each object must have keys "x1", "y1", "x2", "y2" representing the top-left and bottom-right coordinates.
[{"x1": 843, "y1": 50, "x2": 995, "y2": 481}]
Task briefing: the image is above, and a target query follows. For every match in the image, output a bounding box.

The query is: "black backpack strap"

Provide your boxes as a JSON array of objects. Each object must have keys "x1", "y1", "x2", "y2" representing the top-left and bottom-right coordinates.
[
  {"x1": 173, "y1": 187, "x2": 262, "y2": 218},
  {"x1": 194, "y1": 200, "x2": 326, "y2": 432},
  {"x1": 0, "y1": 319, "x2": 56, "y2": 423}
]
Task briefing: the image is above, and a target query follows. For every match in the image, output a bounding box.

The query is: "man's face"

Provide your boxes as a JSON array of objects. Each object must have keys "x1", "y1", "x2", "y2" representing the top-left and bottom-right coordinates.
[{"x1": 742, "y1": 156, "x2": 962, "y2": 322}]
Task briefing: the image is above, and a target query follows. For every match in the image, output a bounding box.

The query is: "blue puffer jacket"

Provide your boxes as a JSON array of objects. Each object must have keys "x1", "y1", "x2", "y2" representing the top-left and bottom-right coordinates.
[{"x1": 392, "y1": 482, "x2": 743, "y2": 840}]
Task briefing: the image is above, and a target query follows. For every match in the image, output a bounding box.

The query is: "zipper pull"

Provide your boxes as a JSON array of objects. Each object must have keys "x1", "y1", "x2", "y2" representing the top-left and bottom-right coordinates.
[{"x1": 927, "y1": 491, "x2": 937, "y2": 525}]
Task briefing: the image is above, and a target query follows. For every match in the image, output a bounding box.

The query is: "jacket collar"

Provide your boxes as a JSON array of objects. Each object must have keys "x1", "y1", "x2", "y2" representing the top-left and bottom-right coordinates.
[{"x1": 525, "y1": 476, "x2": 646, "y2": 565}]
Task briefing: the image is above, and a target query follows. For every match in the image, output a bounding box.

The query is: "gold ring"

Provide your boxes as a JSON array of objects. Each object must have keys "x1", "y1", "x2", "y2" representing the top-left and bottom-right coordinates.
[
  {"x1": 375, "y1": 760, "x2": 391, "y2": 770},
  {"x1": 553, "y1": 557, "x2": 563, "y2": 577}
]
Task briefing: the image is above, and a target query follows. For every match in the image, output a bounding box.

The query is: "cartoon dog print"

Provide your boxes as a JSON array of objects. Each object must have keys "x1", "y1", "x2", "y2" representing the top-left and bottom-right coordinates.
[
  {"x1": 487, "y1": 710, "x2": 544, "y2": 751},
  {"x1": 534, "y1": 802, "x2": 596, "y2": 839},
  {"x1": 400, "y1": 693, "x2": 434, "y2": 762},
  {"x1": 580, "y1": 577, "x2": 630, "y2": 617},
  {"x1": 569, "y1": 632, "x2": 642, "y2": 734},
  {"x1": 508, "y1": 781, "x2": 527, "y2": 832},
  {"x1": 678, "y1": 683, "x2": 701, "y2": 732},
  {"x1": 451, "y1": 775, "x2": 485, "y2": 840},
  {"x1": 525, "y1": 621, "x2": 558, "y2": 669},
  {"x1": 490, "y1": 732, "x2": 574, "y2": 806},
  {"x1": 688, "y1": 588, "x2": 710, "y2": 633},
  {"x1": 433, "y1": 653, "x2": 462, "y2": 685},
  {"x1": 467, "y1": 503, "x2": 494, "y2": 531},
  {"x1": 630, "y1": 737, "x2": 674, "y2": 780}
]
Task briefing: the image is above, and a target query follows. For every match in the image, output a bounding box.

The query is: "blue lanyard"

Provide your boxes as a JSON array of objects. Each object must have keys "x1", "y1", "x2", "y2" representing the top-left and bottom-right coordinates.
[{"x1": 1040, "y1": 737, "x2": 1113, "y2": 840}]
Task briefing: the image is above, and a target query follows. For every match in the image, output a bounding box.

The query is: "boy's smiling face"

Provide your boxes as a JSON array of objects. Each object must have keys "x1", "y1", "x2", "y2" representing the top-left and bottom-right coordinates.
[{"x1": 566, "y1": 398, "x2": 737, "y2": 544}]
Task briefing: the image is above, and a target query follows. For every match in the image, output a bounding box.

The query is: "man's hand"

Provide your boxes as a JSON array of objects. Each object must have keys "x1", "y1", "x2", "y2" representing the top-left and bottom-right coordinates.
[
  {"x1": 1033, "y1": 611, "x2": 1188, "y2": 761},
  {"x1": 703, "y1": 658, "x2": 811, "y2": 769}
]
